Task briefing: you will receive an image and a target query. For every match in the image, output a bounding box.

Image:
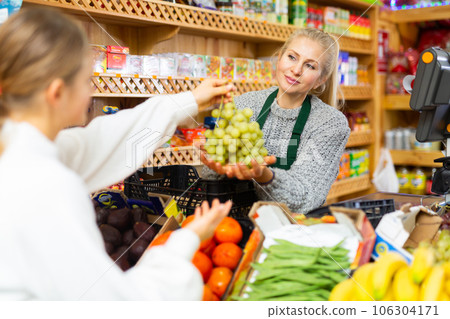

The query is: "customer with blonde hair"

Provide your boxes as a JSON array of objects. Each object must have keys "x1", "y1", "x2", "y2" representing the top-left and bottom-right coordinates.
[{"x1": 0, "y1": 8, "x2": 235, "y2": 300}]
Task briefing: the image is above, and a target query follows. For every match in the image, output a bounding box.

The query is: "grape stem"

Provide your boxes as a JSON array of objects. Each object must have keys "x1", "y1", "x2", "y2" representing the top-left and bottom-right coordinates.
[{"x1": 215, "y1": 95, "x2": 224, "y2": 129}]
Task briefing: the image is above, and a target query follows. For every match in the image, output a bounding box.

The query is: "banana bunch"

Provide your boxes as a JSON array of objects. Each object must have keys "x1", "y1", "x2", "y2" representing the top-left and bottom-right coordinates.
[{"x1": 329, "y1": 237, "x2": 450, "y2": 301}]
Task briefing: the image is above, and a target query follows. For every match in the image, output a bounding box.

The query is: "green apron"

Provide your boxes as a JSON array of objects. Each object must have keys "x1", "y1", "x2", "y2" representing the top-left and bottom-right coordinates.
[{"x1": 256, "y1": 89, "x2": 311, "y2": 170}]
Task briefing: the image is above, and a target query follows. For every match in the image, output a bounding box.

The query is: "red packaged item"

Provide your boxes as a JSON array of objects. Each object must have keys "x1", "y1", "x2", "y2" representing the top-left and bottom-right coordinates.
[
  {"x1": 181, "y1": 127, "x2": 207, "y2": 146},
  {"x1": 107, "y1": 53, "x2": 127, "y2": 70},
  {"x1": 107, "y1": 45, "x2": 130, "y2": 54},
  {"x1": 404, "y1": 48, "x2": 420, "y2": 75}
]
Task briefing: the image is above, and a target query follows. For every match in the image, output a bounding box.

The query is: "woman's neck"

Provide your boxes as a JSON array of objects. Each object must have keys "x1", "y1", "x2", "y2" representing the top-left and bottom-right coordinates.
[
  {"x1": 276, "y1": 91, "x2": 307, "y2": 109},
  {"x1": 9, "y1": 111, "x2": 60, "y2": 141}
]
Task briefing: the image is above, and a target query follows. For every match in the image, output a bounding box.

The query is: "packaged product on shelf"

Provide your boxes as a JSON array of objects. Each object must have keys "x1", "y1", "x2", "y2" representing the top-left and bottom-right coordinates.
[
  {"x1": 247, "y1": 59, "x2": 256, "y2": 81},
  {"x1": 323, "y1": 6, "x2": 339, "y2": 34},
  {"x1": 206, "y1": 55, "x2": 221, "y2": 78},
  {"x1": 346, "y1": 111, "x2": 370, "y2": 132},
  {"x1": 193, "y1": 54, "x2": 207, "y2": 78},
  {"x1": 220, "y1": 57, "x2": 234, "y2": 80},
  {"x1": 262, "y1": 0, "x2": 276, "y2": 23},
  {"x1": 181, "y1": 126, "x2": 207, "y2": 145},
  {"x1": 314, "y1": 7, "x2": 323, "y2": 30},
  {"x1": 338, "y1": 51, "x2": 349, "y2": 85},
  {"x1": 126, "y1": 55, "x2": 143, "y2": 75},
  {"x1": 215, "y1": 0, "x2": 233, "y2": 13},
  {"x1": 192, "y1": 0, "x2": 217, "y2": 9},
  {"x1": 386, "y1": 72, "x2": 407, "y2": 94},
  {"x1": 106, "y1": 46, "x2": 129, "y2": 73},
  {"x1": 288, "y1": 0, "x2": 307, "y2": 27},
  {"x1": 253, "y1": 59, "x2": 262, "y2": 80},
  {"x1": 396, "y1": 166, "x2": 411, "y2": 194},
  {"x1": 142, "y1": 55, "x2": 160, "y2": 76},
  {"x1": 261, "y1": 60, "x2": 273, "y2": 81},
  {"x1": 91, "y1": 45, "x2": 107, "y2": 73},
  {"x1": 275, "y1": 0, "x2": 288, "y2": 24},
  {"x1": 349, "y1": 149, "x2": 369, "y2": 177},
  {"x1": 159, "y1": 54, "x2": 177, "y2": 77},
  {"x1": 177, "y1": 53, "x2": 194, "y2": 77},
  {"x1": 306, "y1": 6, "x2": 315, "y2": 28},
  {"x1": 233, "y1": 58, "x2": 248, "y2": 80},
  {"x1": 232, "y1": 0, "x2": 246, "y2": 16},
  {"x1": 337, "y1": 152, "x2": 350, "y2": 181},
  {"x1": 410, "y1": 167, "x2": 427, "y2": 195}
]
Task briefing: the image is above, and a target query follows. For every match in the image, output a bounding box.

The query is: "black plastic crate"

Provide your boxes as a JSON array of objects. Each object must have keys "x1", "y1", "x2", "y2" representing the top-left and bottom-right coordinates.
[
  {"x1": 124, "y1": 165, "x2": 258, "y2": 219},
  {"x1": 306, "y1": 199, "x2": 395, "y2": 229}
]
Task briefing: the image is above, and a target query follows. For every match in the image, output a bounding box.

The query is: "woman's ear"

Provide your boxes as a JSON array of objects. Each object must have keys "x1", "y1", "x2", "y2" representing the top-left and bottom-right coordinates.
[
  {"x1": 45, "y1": 78, "x2": 65, "y2": 109},
  {"x1": 314, "y1": 76, "x2": 327, "y2": 90}
]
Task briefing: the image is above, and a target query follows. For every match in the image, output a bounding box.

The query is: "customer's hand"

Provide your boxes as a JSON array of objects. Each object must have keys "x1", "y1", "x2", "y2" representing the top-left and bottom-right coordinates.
[
  {"x1": 185, "y1": 199, "x2": 232, "y2": 242},
  {"x1": 192, "y1": 79, "x2": 236, "y2": 112},
  {"x1": 201, "y1": 151, "x2": 276, "y2": 182}
]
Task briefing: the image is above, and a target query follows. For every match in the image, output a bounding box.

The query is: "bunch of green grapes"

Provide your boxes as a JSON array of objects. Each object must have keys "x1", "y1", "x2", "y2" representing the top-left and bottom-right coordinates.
[
  {"x1": 435, "y1": 229, "x2": 450, "y2": 262},
  {"x1": 204, "y1": 101, "x2": 268, "y2": 166}
]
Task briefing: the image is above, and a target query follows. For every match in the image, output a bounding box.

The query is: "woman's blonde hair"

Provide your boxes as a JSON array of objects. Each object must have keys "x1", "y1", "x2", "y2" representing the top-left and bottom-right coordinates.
[
  {"x1": 277, "y1": 28, "x2": 343, "y2": 109},
  {"x1": 0, "y1": 7, "x2": 89, "y2": 155}
]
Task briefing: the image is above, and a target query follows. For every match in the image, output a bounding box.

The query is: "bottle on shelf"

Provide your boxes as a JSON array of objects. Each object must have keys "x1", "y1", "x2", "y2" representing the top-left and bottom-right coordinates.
[
  {"x1": 410, "y1": 167, "x2": 426, "y2": 195},
  {"x1": 397, "y1": 166, "x2": 411, "y2": 194}
]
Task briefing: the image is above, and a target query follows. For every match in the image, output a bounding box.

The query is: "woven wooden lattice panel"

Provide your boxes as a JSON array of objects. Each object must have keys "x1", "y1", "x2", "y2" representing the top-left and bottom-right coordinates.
[
  {"x1": 28, "y1": 0, "x2": 295, "y2": 41},
  {"x1": 145, "y1": 146, "x2": 201, "y2": 167},
  {"x1": 91, "y1": 74, "x2": 275, "y2": 96}
]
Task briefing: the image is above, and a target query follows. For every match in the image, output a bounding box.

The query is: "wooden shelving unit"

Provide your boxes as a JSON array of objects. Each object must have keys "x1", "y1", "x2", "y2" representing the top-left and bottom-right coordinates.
[
  {"x1": 91, "y1": 73, "x2": 375, "y2": 99},
  {"x1": 25, "y1": 0, "x2": 380, "y2": 201},
  {"x1": 384, "y1": 94, "x2": 411, "y2": 111},
  {"x1": 380, "y1": 5, "x2": 450, "y2": 23},
  {"x1": 390, "y1": 150, "x2": 443, "y2": 168},
  {"x1": 23, "y1": 0, "x2": 373, "y2": 53}
]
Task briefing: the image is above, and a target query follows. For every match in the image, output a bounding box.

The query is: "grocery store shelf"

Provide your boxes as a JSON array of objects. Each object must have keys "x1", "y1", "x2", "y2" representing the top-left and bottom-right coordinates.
[
  {"x1": 384, "y1": 95, "x2": 411, "y2": 111},
  {"x1": 380, "y1": 5, "x2": 450, "y2": 23},
  {"x1": 23, "y1": 0, "x2": 373, "y2": 53},
  {"x1": 346, "y1": 130, "x2": 373, "y2": 148},
  {"x1": 340, "y1": 85, "x2": 373, "y2": 100},
  {"x1": 390, "y1": 149, "x2": 443, "y2": 168},
  {"x1": 91, "y1": 74, "x2": 374, "y2": 99},
  {"x1": 327, "y1": 175, "x2": 371, "y2": 200},
  {"x1": 312, "y1": 0, "x2": 378, "y2": 10},
  {"x1": 91, "y1": 74, "x2": 275, "y2": 97}
]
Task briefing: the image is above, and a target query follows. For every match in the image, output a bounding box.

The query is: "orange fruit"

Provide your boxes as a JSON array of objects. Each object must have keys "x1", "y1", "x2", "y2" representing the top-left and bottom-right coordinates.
[
  {"x1": 202, "y1": 284, "x2": 219, "y2": 301},
  {"x1": 181, "y1": 215, "x2": 195, "y2": 228},
  {"x1": 192, "y1": 251, "x2": 213, "y2": 283},
  {"x1": 199, "y1": 237, "x2": 214, "y2": 251},
  {"x1": 212, "y1": 242, "x2": 243, "y2": 270},
  {"x1": 148, "y1": 230, "x2": 173, "y2": 248},
  {"x1": 214, "y1": 217, "x2": 243, "y2": 244},
  {"x1": 201, "y1": 238, "x2": 217, "y2": 258},
  {"x1": 207, "y1": 267, "x2": 233, "y2": 298}
]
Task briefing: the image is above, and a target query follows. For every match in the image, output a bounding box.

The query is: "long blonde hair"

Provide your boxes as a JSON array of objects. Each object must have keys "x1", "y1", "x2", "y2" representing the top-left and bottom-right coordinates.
[
  {"x1": 277, "y1": 28, "x2": 342, "y2": 109},
  {"x1": 0, "y1": 7, "x2": 89, "y2": 155}
]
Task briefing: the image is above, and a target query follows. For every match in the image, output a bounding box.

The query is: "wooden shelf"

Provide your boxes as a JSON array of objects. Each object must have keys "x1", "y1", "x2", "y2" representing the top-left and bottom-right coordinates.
[
  {"x1": 91, "y1": 74, "x2": 275, "y2": 97},
  {"x1": 91, "y1": 74, "x2": 374, "y2": 99},
  {"x1": 384, "y1": 94, "x2": 411, "y2": 111},
  {"x1": 23, "y1": 0, "x2": 374, "y2": 54},
  {"x1": 380, "y1": 5, "x2": 450, "y2": 23},
  {"x1": 327, "y1": 175, "x2": 371, "y2": 200},
  {"x1": 346, "y1": 130, "x2": 373, "y2": 148},
  {"x1": 340, "y1": 85, "x2": 373, "y2": 100},
  {"x1": 390, "y1": 149, "x2": 443, "y2": 168},
  {"x1": 313, "y1": 0, "x2": 378, "y2": 10}
]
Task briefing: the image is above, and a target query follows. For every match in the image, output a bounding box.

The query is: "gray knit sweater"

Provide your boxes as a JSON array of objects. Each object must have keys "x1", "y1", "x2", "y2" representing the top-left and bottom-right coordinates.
[{"x1": 202, "y1": 87, "x2": 350, "y2": 214}]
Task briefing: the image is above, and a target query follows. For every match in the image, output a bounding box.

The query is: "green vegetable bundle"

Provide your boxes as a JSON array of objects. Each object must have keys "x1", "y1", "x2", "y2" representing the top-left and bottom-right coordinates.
[{"x1": 233, "y1": 239, "x2": 351, "y2": 301}]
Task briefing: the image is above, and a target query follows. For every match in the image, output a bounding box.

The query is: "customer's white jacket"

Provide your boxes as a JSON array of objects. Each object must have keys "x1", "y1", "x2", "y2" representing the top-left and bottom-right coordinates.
[{"x1": 0, "y1": 92, "x2": 203, "y2": 300}]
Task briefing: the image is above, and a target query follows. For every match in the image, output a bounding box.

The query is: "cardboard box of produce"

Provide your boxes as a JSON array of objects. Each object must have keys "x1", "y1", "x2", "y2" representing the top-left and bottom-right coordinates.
[
  {"x1": 228, "y1": 202, "x2": 375, "y2": 300},
  {"x1": 372, "y1": 205, "x2": 442, "y2": 263}
]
